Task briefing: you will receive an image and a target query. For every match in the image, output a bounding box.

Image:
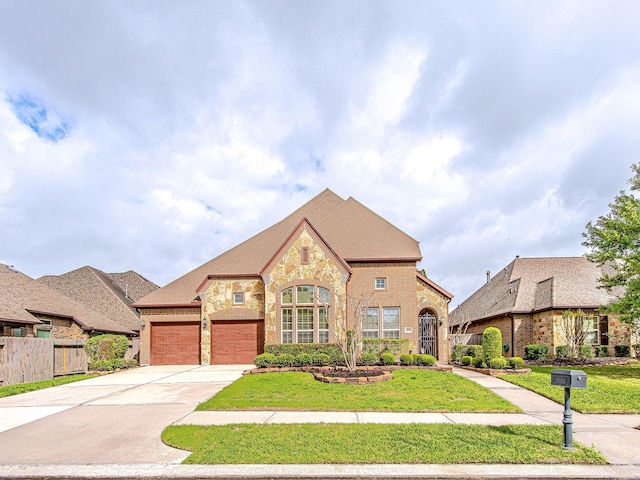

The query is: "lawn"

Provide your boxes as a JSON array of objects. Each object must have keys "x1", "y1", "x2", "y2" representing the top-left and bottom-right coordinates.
[
  {"x1": 197, "y1": 369, "x2": 521, "y2": 413},
  {"x1": 0, "y1": 374, "x2": 96, "y2": 398},
  {"x1": 498, "y1": 363, "x2": 640, "y2": 413},
  {"x1": 163, "y1": 423, "x2": 606, "y2": 465}
]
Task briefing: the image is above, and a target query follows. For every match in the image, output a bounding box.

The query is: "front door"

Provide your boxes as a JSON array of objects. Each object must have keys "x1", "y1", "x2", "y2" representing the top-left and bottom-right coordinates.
[{"x1": 418, "y1": 310, "x2": 438, "y2": 357}]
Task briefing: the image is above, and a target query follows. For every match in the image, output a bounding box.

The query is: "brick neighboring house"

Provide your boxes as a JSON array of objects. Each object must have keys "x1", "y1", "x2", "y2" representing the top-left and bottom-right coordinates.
[
  {"x1": 134, "y1": 189, "x2": 452, "y2": 366},
  {"x1": 0, "y1": 263, "x2": 135, "y2": 339},
  {"x1": 39, "y1": 266, "x2": 159, "y2": 333},
  {"x1": 449, "y1": 256, "x2": 632, "y2": 358}
]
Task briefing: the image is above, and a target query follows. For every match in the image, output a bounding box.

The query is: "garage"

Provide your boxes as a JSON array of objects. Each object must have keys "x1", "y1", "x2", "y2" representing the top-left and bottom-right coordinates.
[
  {"x1": 150, "y1": 322, "x2": 200, "y2": 365},
  {"x1": 211, "y1": 320, "x2": 264, "y2": 364}
]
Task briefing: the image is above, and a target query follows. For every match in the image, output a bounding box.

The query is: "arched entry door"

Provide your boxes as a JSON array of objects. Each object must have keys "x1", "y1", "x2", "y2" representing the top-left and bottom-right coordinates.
[{"x1": 418, "y1": 309, "x2": 438, "y2": 357}]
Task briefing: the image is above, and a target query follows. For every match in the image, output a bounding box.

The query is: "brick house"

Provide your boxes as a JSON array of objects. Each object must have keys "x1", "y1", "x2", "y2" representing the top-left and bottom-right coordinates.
[
  {"x1": 449, "y1": 256, "x2": 632, "y2": 358},
  {"x1": 135, "y1": 189, "x2": 452, "y2": 365},
  {"x1": 0, "y1": 263, "x2": 134, "y2": 339}
]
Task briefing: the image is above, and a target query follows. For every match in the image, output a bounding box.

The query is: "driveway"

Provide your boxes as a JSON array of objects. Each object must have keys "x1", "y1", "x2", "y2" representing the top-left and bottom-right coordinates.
[{"x1": 0, "y1": 365, "x2": 250, "y2": 464}]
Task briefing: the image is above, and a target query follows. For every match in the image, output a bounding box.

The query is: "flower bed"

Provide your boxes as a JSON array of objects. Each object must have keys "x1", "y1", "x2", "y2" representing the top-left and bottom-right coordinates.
[{"x1": 314, "y1": 368, "x2": 392, "y2": 384}]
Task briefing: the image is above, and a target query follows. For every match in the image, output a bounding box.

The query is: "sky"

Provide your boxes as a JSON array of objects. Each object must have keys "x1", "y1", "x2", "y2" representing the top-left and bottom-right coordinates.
[{"x1": 1, "y1": 1, "x2": 640, "y2": 306}]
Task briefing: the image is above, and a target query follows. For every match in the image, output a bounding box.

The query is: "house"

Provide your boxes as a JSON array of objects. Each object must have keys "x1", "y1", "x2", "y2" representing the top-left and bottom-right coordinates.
[
  {"x1": 39, "y1": 266, "x2": 159, "y2": 333},
  {"x1": 134, "y1": 189, "x2": 452, "y2": 365},
  {"x1": 449, "y1": 256, "x2": 631, "y2": 358},
  {"x1": 0, "y1": 263, "x2": 135, "y2": 339}
]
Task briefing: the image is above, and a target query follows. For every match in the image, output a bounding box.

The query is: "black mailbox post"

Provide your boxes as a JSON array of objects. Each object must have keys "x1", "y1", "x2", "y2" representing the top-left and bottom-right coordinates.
[{"x1": 551, "y1": 369, "x2": 587, "y2": 450}]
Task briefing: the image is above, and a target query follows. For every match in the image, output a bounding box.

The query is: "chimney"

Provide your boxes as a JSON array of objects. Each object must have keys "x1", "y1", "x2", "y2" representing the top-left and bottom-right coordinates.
[{"x1": 486, "y1": 270, "x2": 491, "y2": 284}]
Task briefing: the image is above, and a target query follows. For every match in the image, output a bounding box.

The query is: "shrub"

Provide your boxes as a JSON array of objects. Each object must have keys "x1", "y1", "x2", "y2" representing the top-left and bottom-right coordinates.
[
  {"x1": 509, "y1": 357, "x2": 524, "y2": 369},
  {"x1": 489, "y1": 356, "x2": 507, "y2": 369},
  {"x1": 362, "y1": 338, "x2": 409, "y2": 356},
  {"x1": 295, "y1": 353, "x2": 314, "y2": 366},
  {"x1": 461, "y1": 355, "x2": 472, "y2": 366},
  {"x1": 633, "y1": 344, "x2": 640, "y2": 358},
  {"x1": 358, "y1": 351, "x2": 378, "y2": 366},
  {"x1": 380, "y1": 352, "x2": 395, "y2": 365},
  {"x1": 265, "y1": 343, "x2": 342, "y2": 364},
  {"x1": 524, "y1": 344, "x2": 549, "y2": 361},
  {"x1": 482, "y1": 328, "x2": 502, "y2": 363},
  {"x1": 84, "y1": 334, "x2": 129, "y2": 363},
  {"x1": 555, "y1": 345, "x2": 568, "y2": 359},
  {"x1": 399, "y1": 354, "x2": 414, "y2": 366},
  {"x1": 466, "y1": 345, "x2": 483, "y2": 358},
  {"x1": 579, "y1": 345, "x2": 593, "y2": 359},
  {"x1": 314, "y1": 353, "x2": 331, "y2": 366},
  {"x1": 614, "y1": 345, "x2": 631, "y2": 357},
  {"x1": 595, "y1": 345, "x2": 609, "y2": 357},
  {"x1": 451, "y1": 344, "x2": 467, "y2": 362},
  {"x1": 472, "y1": 356, "x2": 486, "y2": 368},
  {"x1": 89, "y1": 359, "x2": 114, "y2": 371},
  {"x1": 416, "y1": 354, "x2": 436, "y2": 366},
  {"x1": 253, "y1": 353, "x2": 276, "y2": 368},
  {"x1": 274, "y1": 354, "x2": 295, "y2": 367}
]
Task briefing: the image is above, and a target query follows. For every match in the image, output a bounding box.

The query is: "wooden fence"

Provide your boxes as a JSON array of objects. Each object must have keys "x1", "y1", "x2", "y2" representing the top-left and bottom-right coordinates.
[{"x1": 0, "y1": 337, "x2": 139, "y2": 386}]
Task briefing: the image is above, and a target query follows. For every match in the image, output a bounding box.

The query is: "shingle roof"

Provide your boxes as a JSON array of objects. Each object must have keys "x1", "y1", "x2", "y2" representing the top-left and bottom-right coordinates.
[
  {"x1": 136, "y1": 189, "x2": 423, "y2": 307},
  {"x1": 0, "y1": 263, "x2": 134, "y2": 334},
  {"x1": 450, "y1": 257, "x2": 618, "y2": 326},
  {"x1": 39, "y1": 266, "x2": 158, "y2": 331}
]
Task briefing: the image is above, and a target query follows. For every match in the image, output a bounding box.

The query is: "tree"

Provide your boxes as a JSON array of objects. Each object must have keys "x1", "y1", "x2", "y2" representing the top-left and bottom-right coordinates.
[
  {"x1": 555, "y1": 309, "x2": 591, "y2": 360},
  {"x1": 332, "y1": 292, "x2": 372, "y2": 372},
  {"x1": 583, "y1": 163, "x2": 640, "y2": 326}
]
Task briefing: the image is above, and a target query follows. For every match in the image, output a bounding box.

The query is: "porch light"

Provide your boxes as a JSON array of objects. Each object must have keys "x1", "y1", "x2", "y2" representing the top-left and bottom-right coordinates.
[
  {"x1": 202, "y1": 317, "x2": 208, "y2": 329},
  {"x1": 140, "y1": 321, "x2": 146, "y2": 330}
]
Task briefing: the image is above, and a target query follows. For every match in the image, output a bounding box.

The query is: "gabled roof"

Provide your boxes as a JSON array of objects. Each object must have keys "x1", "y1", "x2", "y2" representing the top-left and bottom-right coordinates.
[
  {"x1": 39, "y1": 266, "x2": 159, "y2": 331},
  {"x1": 450, "y1": 257, "x2": 618, "y2": 326},
  {"x1": 417, "y1": 271, "x2": 454, "y2": 300},
  {"x1": 136, "y1": 189, "x2": 422, "y2": 307},
  {"x1": 0, "y1": 263, "x2": 134, "y2": 334}
]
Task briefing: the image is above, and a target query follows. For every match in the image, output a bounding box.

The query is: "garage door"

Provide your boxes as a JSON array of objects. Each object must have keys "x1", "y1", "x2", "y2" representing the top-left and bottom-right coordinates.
[
  {"x1": 151, "y1": 322, "x2": 200, "y2": 365},
  {"x1": 211, "y1": 320, "x2": 264, "y2": 364}
]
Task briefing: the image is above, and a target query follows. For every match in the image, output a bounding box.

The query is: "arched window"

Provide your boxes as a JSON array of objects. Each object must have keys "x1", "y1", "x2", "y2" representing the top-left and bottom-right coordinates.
[{"x1": 281, "y1": 285, "x2": 330, "y2": 344}]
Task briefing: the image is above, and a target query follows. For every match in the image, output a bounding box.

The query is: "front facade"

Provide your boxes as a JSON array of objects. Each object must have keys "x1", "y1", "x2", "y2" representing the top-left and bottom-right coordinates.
[
  {"x1": 136, "y1": 190, "x2": 452, "y2": 365},
  {"x1": 450, "y1": 257, "x2": 632, "y2": 358}
]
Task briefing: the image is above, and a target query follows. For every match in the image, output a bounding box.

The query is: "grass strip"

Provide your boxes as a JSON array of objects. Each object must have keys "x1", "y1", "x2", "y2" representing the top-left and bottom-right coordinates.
[
  {"x1": 0, "y1": 374, "x2": 96, "y2": 398},
  {"x1": 163, "y1": 423, "x2": 606, "y2": 465},
  {"x1": 498, "y1": 364, "x2": 640, "y2": 413},
  {"x1": 197, "y1": 370, "x2": 520, "y2": 413}
]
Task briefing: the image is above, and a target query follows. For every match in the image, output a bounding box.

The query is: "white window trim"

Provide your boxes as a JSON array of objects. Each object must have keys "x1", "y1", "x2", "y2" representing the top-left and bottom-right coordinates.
[
  {"x1": 233, "y1": 292, "x2": 245, "y2": 305},
  {"x1": 375, "y1": 277, "x2": 387, "y2": 290}
]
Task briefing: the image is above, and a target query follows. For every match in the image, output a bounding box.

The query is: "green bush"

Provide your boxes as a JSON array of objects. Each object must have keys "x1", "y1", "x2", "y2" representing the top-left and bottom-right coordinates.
[
  {"x1": 254, "y1": 353, "x2": 276, "y2": 368},
  {"x1": 89, "y1": 359, "x2": 114, "y2": 371},
  {"x1": 509, "y1": 357, "x2": 524, "y2": 368},
  {"x1": 416, "y1": 354, "x2": 436, "y2": 366},
  {"x1": 84, "y1": 334, "x2": 129, "y2": 363},
  {"x1": 488, "y1": 356, "x2": 507, "y2": 369},
  {"x1": 358, "y1": 351, "x2": 378, "y2": 366},
  {"x1": 579, "y1": 345, "x2": 593, "y2": 359},
  {"x1": 265, "y1": 344, "x2": 342, "y2": 364},
  {"x1": 362, "y1": 338, "x2": 409, "y2": 355},
  {"x1": 461, "y1": 355, "x2": 472, "y2": 366},
  {"x1": 472, "y1": 356, "x2": 486, "y2": 368},
  {"x1": 451, "y1": 344, "x2": 467, "y2": 362},
  {"x1": 295, "y1": 353, "x2": 314, "y2": 366},
  {"x1": 466, "y1": 345, "x2": 483, "y2": 358},
  {"x1": 482, "y1": 328, "x2": 502, "y2": 363},
  {"x1": 555, "y1": 345, "x2": 568, "y2": 358},
  {"x1": 380, "y1": 352, "x2": 395, "y2": 365},
  {"x1": 524, "y1": 344, "x2": 549, "y2": 360},
  {"x1": 595, "y1": 345, "x2": 609, "y2": 357},
  {"x1": 614, "y1": 345, "x2": 631, "y2": 357},
  {"x1": 399, "y1": 354, "x2": 414, "y2": 366},
  {"x1": 633, "y1": 344, "x2": 640, "y2": 358},
  {"x1": 274, "y1": 354, "x2": 295, "y2": 367},
  {"x1": 314, "y1": 353, "x2": 331, "y2": 366}
]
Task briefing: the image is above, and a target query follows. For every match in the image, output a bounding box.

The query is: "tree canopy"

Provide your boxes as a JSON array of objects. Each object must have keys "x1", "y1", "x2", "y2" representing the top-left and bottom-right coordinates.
[{"x1": 583, "y1": 163, "x2": 640, "y2": 324}]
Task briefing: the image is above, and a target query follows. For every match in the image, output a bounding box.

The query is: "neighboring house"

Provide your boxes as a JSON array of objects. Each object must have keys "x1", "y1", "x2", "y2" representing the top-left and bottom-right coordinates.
[
  {"x1": 134, "y1": 189, "x2": 452, "y2": 366},
  {"x1": 0, "y1": 263, "x2": 135, "y2": 339},
  {"x1": 449, "y1": 256, "x2": 631, "y2": 358},
  {"x1": 39, "y1": 266, "x2": 159, "y2": 333}
]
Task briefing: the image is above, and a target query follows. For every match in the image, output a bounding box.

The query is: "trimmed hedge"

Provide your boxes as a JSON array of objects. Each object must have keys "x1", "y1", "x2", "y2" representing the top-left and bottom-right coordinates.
[
  {"x1": 524, "y1": 344, "x2": 549, "y2": 361},
  {"x1": 415, "y1": 354, "x2": 436, "y2": 366},
  {"x1": 362, "y1": 338, "x2": 409, "y2": 355},
  {"x1": 509, "y1": 357, "x2": 524, "y2": 368},
  {"x1": 358, "y1": 351, "x2": 378, "y2": 366},
  {"x1": 380, "y1": 352, "x2": 395, "y2": 365},
  {"x1": 399, "y1": 354, "x2": 414, "y2": 366},
  {"x1": 461, "y1": 355, "x2": 472, "y2": 366},
  {"x1": 615, "y1": 345, "x2": 631, "y2": 357},
  {"x1": 85, "y1": 334, "x2": 131, "y2": 370},
  {"x1": 488, "y1": 356, "x2": 507, "y2": 369},
  {"x1": 482, "y1": 328, "x2": 502, "y2": 363}
]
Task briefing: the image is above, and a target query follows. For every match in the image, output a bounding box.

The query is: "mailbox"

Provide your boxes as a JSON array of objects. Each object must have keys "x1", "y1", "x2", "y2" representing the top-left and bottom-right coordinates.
[{"x1": 551, "y1": 369, "x2": 587, "y2": 389}]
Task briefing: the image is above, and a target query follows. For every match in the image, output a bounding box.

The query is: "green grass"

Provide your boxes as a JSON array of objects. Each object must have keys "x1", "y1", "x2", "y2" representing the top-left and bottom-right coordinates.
[
  {"x1": 0, "y1": 374, "x2": 96, "y2": 398},
  {"x1": 498, "y1": 363, "x2": 640, "y2": 413},
  {"x1": 163, "y1": 423, "x2": 606, "y2": 465},
  {"x1": 197, "y1": 370, "x2": 521, "y2": 413}
]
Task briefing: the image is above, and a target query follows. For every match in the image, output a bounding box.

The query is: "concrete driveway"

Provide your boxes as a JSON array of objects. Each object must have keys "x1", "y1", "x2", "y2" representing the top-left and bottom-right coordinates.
[{"x1": 0, "y1": 365, "x2": 250, "y2": 464}]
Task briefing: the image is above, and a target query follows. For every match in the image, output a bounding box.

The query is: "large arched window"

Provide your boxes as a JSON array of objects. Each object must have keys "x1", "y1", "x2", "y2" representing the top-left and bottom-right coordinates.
[{"x1": 281, "y1": 285, "x2": 330, "y2": 344}]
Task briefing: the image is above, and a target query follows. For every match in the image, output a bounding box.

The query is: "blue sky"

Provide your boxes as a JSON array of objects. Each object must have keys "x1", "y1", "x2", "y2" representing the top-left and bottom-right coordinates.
[{"x1": 1, "y1": 1, "x2": 640, "y2": 304}]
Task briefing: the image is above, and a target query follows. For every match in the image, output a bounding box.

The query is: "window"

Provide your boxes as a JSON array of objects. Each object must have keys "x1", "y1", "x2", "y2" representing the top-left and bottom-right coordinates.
[
  {"x1": 583, "y1": 315, "x2": 599, "y2": 345},
  {"x1": 362, "y1": 308, "x2": 379, "y2": 338},
  {"x1": 382, "y1": 307, "x2": 400, "y2": 338},
  {"x1": 233, "y1": 292, "x2": 244, "y2": 305},
  {"x1": 280, "y1": 284, "x2": 331, "y2": 344},
  {"x1": 375, "y1": 277, "x2": 386, "y2": 289}
]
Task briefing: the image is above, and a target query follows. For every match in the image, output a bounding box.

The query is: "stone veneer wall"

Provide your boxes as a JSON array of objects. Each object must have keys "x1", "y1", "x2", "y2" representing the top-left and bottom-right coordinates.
[
  {"x1": 263, "y1": 228, "x2": 348, "y2": 344},
  {"x1": 416, "y1": 279, "x2": 450, "y2": 361}
]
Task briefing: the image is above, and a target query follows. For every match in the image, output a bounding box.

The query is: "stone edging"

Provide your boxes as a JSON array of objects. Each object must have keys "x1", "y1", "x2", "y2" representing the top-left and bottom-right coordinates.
[
  {"x1": 312, "y1": 370, "x2": 393, "y2": 384},
  {"x1": 456, "y1": 365, "x2": 531, "y2": 376}
]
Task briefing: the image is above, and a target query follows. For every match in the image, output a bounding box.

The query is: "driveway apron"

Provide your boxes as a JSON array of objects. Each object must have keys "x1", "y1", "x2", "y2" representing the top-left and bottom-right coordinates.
[{"x1": 0, "y1": 365, "x2": 249, "y2": 464}]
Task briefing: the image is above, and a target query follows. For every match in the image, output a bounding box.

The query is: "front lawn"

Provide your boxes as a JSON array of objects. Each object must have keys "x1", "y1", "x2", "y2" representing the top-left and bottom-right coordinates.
[
  {"x1": 163, "y1": 423, "x2": 605, "y2": 465},
  {"x1": 0, "y1": 374, "x2": 96, "y2": 398},
  {"x1": 498, "y1": 363, "x2": 640, "y2": 413},
  {"x1": 197, "y1": 370, "x2": 520, "y2": 412}
]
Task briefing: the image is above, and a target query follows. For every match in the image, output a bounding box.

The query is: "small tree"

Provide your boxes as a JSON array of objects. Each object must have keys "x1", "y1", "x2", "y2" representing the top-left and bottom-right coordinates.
[
  {"x1": 333, "y1": 293, "x2": 371, "y2": 372},
  {"x1": 555, "y1": 309, "x2": 592, "y2": 360},
  {"x1": 482, "y1": 327, "x2": 502, "y2": 363}
]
